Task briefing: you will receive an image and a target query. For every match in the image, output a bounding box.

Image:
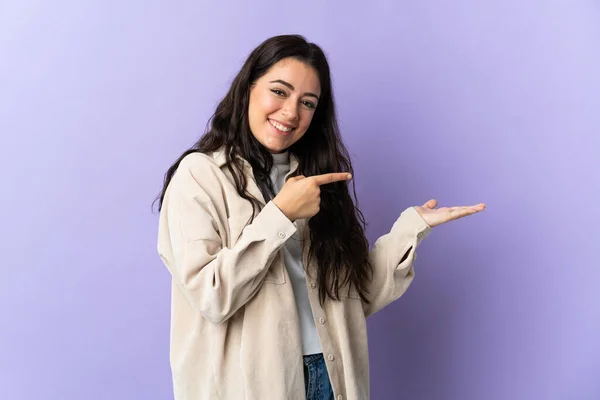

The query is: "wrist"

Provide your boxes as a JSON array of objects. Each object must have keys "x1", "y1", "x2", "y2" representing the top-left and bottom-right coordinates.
[{"x1": 272, "y1": 198, "x2": 295, "y2": 222}]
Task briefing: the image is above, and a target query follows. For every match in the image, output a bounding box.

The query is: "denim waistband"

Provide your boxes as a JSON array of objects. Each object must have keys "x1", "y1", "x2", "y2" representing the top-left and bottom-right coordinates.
[{"x1": 303, "y1": 353, "x2": 324, "y2": 366}]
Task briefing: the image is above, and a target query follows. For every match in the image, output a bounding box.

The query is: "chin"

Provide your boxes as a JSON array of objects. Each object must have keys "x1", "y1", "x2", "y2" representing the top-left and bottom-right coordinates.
[
  {"x1": 260, "y1": 138, "x2": 289, "y2": 154},
  {"x1": 264, "y1": 145, "x2": 287, "y2": 154}
]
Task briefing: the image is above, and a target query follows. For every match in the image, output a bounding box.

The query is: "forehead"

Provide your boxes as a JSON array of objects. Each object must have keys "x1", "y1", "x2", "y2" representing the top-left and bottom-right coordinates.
[{"x1": 261, "y1": 58, "x2": 321, "y2": 93}]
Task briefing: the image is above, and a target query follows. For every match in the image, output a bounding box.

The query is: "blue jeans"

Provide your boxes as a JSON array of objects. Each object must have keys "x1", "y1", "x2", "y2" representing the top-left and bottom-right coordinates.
[{"x1": 303, "y1": 353, "x2": 334, "y2": 400}]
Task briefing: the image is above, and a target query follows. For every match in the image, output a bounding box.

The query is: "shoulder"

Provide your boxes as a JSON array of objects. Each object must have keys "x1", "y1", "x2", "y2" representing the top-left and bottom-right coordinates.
[
  {"x1": 178, "y1": 151, "x2": 221, "y2": 175},
  {"x1": 168, "y1": 151, "x2": 225, "y2": 198}
]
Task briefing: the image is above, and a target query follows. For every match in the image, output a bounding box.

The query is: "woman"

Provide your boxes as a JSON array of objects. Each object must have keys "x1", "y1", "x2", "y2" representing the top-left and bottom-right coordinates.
[{"x1": 156, "y1": 34, "x2": 485, "y2": 400}]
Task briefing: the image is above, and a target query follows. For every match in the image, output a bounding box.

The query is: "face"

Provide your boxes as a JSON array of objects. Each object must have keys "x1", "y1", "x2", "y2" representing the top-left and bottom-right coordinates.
[{"x1": 248, "y1": 57, "x2": 321, "y2": 154}]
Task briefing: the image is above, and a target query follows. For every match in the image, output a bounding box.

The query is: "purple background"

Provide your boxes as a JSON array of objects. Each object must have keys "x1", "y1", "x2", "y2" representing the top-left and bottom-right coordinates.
[{"x1": 1, "y1": 1, "x2": 599, "y2": 399}]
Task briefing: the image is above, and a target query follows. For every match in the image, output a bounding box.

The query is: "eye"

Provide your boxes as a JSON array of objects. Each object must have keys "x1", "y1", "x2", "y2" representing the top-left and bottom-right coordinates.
[
  {"x1": 302, "y1": 100, "x2": 317, "y2": 109},
  {"x1": 270, "y1": 89, "x2": 286, "y2": 96}
]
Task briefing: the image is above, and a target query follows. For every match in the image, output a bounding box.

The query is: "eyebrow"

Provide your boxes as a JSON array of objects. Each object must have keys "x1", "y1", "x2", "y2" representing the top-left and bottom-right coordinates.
[{"x1": 269, "y1": 79, "x2": 320, "y2": 100}]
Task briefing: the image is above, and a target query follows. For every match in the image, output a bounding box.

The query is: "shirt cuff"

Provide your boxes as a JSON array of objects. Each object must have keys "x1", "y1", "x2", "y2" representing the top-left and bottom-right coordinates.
[
  {"x1": 395, "y1": 206, "x2": 433, "y2": 246},
  {"x1": 252, "y1": 201, "x2": 298, "y2": 245}
]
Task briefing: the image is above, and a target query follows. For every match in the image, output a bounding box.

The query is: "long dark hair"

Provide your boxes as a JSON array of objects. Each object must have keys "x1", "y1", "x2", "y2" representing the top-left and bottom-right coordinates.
[{"x1": 155, "y1": 34, "x2": 373, "y2": 304}]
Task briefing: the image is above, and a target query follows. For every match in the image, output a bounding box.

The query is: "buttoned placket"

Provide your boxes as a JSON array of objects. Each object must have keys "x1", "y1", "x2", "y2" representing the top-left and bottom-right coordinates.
[
  {"x1": 302, "y1": 233, "x2": 345, "y2": 400},
  {"x1": 285, "y1": 155, "x2": 345, "y2": 400}
]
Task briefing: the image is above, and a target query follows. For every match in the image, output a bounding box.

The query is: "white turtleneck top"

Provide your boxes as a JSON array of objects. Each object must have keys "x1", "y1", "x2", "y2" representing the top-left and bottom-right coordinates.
[{"x1": 269, "y1": 151, "x2": 321, "y2": 356}]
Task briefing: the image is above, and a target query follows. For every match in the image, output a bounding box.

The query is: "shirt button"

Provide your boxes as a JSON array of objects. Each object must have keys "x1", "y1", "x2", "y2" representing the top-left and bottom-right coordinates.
[
  {"x1": 310, "y1": 282, "x2": 316, "y2": 288},
  {"x1": 319, "y1": 317, "x2": 325, "y2": 324},
  {"x1": 278, "y1": 232, "x2": 286, "y2": 239},
  {"x1": 337, "y1": 396, "x2": 343, "y2": 400},
  {"x1": 327, "y1": 354, "x2": 334, "y2": 361}
]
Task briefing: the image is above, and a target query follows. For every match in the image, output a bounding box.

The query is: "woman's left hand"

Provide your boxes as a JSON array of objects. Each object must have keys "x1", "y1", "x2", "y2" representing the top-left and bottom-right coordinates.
[{"x1": 414, "y1": 199, "x2": 486, "y2": 228}]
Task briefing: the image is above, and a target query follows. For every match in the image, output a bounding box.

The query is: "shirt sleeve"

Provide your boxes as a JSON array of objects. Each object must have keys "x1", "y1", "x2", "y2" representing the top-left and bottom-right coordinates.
[
  {"x1": 157, "y1": 158, "x2": 297, "y2": 324},
  {"x1": 362, "y1": 206, "x2": 432, "y2": 317}
]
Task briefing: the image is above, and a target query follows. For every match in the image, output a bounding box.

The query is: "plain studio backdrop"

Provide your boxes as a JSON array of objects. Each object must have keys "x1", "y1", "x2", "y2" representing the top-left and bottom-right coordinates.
[{"x1": 1, "y1": 1, "x2": 598, "y2": 399}]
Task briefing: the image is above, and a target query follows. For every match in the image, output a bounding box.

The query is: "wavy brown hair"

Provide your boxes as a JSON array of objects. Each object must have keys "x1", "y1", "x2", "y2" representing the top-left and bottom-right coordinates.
[{"x1": 155, "y1": 34, "x2": 372, "y2": 304}]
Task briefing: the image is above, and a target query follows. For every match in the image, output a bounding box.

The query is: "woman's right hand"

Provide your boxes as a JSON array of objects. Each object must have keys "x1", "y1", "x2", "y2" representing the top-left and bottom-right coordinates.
[{"x1": 273, "y1": 173, "x2": 352, "y2": 221}]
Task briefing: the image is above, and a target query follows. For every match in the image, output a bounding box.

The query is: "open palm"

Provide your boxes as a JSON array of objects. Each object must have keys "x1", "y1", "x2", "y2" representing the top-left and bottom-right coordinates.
[{"x1": 415, "y1": 199, "x2": 486, "y2": 228}]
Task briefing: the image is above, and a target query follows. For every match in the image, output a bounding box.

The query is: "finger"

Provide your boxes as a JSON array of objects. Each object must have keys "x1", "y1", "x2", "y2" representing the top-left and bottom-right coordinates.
[
  {"x1": 310, "y1": 173, "x2": 352, "y2": 186},
  {"x1": 422, "y1": 199, "x2": 438, "y2": 209},
  {"x1": 455, "y1": 204, "x2": 486, "y2": 213},
  {"x1": 461, "y1": 203, "x2": 485, "y2": 209},
  {"x1": 449, "y1": 205, "x2": 485, "y2": 220}
]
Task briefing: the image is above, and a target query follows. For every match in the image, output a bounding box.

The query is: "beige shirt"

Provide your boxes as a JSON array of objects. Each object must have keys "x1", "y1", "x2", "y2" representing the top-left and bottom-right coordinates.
[{"x1": 157, "y1": 149, "x2": 432, "y2": 400}]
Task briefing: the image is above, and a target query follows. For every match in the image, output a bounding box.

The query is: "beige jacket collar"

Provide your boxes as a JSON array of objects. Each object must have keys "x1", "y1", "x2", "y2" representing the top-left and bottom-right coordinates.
[{"x1": 211, "y1": 148, "x2": 301, "y2": 211}]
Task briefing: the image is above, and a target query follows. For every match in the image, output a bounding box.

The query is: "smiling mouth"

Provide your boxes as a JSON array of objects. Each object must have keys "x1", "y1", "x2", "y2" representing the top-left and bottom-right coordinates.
[{"x1": 268, "y1": 119, "x2": 295, "y2": 134}]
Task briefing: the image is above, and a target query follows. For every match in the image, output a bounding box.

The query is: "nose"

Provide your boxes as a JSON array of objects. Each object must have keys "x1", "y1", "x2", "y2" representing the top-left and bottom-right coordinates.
[{"x1": 281, "y1": 99, "x2": 299, "y2": 122}]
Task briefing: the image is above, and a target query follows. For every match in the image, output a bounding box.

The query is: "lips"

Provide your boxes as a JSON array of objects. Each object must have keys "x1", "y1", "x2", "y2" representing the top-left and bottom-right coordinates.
[{"x1": 268, "y1": 119, "x2": 295, "y2": 135}]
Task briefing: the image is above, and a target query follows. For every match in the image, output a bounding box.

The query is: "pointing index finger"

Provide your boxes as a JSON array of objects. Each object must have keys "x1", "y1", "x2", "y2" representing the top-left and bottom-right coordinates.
[{"x1": 310, "y1": 173, "x2": 353, "y2": 186}]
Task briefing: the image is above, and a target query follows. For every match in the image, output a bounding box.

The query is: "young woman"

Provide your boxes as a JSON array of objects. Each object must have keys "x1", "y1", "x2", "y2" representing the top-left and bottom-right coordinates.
[{"x1": 156, "y1": 34, "x2": 485, "y2": 400}]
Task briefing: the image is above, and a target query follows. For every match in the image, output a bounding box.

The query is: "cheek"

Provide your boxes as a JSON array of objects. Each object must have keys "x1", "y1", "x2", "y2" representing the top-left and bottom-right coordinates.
[
  {"x1": 250, "y1": 92, "x2": 276, "y2": 120},
  {"x1": 298, "y1": 110, "x2": 315, "y2": 131},
  {"x1": 256, "y1": 94, "x2": 281, "y2": 116}
]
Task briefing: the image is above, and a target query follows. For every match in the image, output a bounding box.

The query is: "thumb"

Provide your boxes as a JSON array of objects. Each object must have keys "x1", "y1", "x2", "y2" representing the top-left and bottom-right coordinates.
[
  {"x1": 422, "y1": 199, "x2": 438, "y2": 209},
  {"x1": 287, "y1": 175, "x2": 305, "y2": 183}
]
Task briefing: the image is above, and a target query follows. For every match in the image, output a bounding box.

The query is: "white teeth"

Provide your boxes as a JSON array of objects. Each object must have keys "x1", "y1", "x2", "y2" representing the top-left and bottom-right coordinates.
[{"x1": 270, "y1": 120, "x2": 292, "y2": 132}]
